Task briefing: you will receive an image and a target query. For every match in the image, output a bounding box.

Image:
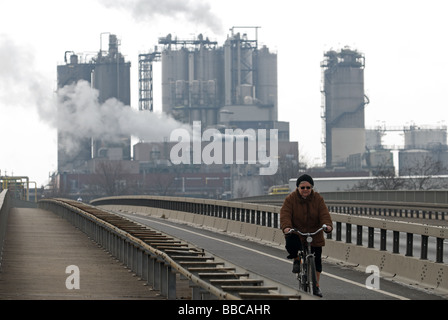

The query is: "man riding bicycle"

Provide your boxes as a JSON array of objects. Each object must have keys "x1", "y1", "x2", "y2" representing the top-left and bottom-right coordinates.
[{"x1": 280, "y1": 174, "x2": 333, "y2": 297}]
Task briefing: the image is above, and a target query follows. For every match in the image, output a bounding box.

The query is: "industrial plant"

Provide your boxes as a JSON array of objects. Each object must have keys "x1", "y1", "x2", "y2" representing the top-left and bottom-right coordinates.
[
  {"x1": 49, "y1": 32, "x2": 448, "y2": 200},
  {"x1": 316, "y1": 47, "x2": 448, "y2": 181},
  {"x1": 53, "y1": 30, "x2": 297, "y2": 200}
]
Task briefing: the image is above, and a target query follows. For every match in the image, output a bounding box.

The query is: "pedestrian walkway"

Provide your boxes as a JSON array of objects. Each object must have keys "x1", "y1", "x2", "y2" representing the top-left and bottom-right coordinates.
[{"x1": 0, "y1": 207, "x2": 167, "y2": 300}]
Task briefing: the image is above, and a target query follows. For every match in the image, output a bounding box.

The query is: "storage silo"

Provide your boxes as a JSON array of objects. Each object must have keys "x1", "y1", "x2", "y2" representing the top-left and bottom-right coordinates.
[
  {"x1": 256, "y1": 45, "x2": 278, "y2": 121},
  {"x1": 404, "y1": 125, "x2": 447, "y2": 149},
  {"x1": 161, "y1": 46, "x2": 189, "y2": 116},
  {"x1": 92, "y1": 34, "x2": 132, "y2": 160},
  {"x1": 160, "y1": 34, "x2": 222, "y2": 127},
  {"x1": 321, "y1": 47, "x2": 368, "y2": 167},
  {"x1": 192, "y1": 46, "x2": 222, "y2": 125}
]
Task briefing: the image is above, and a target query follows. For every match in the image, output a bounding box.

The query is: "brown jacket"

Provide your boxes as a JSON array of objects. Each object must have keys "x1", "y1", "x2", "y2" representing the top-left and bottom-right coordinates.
[{"x1": 280, "y1": 189, "x2": 333, "y2": 247}]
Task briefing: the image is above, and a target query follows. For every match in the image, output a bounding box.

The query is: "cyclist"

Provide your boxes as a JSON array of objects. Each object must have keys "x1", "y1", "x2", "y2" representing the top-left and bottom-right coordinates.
[{"x1": 280, "y1": 174, "x2": 333, "y2": 297}]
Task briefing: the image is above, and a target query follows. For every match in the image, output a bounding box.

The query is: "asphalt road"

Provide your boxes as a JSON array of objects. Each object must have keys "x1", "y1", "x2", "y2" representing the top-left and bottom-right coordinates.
[{"x1": 119, "y1": 211, "x2": 447, "y2": 300}]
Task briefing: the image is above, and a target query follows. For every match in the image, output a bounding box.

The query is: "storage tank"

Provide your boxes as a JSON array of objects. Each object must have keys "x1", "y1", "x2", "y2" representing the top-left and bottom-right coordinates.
[
  {"x1": 161, "y1": 40, "x2": 222, "y2": 126},
  {"x1": 404, "y1": 125, "x2": 447, "y2": 149},
  {"x1": 161, "y1": 47, "x2": 189, "y2": 115},
  {"x1": 256, "y1": 45, "x2": 278, "y2": 120},
  {"x1": 321, "y1": 47, "x2": 367, "y2": 167},
  {"x1": 92, "y1": 34, "x2": 131, "y2": 160}
]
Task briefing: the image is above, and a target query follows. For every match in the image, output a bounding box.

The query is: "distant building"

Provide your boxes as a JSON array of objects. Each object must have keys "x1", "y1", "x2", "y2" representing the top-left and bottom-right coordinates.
[
  {"x1": 57, "y1": 34, "x2": 131, "y2": 173},
  {"x1": 321, "y1": 47, "x2": 369, "y2": 169}
]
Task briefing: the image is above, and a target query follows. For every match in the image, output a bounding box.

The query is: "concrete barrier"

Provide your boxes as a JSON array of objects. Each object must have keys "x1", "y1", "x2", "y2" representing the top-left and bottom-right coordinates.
[
  {"x1": 98, "y1": 202, "x2": 448, "y2": 296},
  {"x1": 323, "y1": 240, "x2": 448, "y2": 294}
]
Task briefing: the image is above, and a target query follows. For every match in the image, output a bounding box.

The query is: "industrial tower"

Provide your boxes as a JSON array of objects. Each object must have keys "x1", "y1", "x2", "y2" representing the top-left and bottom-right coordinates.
[
  {"x1": 321, "y1": 47, "x2": 369, "y2": 169},
  {"x1": 57, "y1": 34, "x2": 132, "y2": 174},
  {"x1": 154, "y1": 28, "x2": 285, "y2": 138}
]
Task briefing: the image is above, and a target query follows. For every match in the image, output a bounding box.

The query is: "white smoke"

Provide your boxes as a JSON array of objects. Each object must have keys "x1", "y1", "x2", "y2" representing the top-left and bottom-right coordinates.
[
  {"x1": 0, "y1": 35, "x2": 189, "y2": 157},
  {"x1": 56, "y1": 80, "x2": 190, "y2": 150},
  {"x1": 99, "y1": 0, "x2": 224, "y2": 35},
  {"x1": 0, "y1": 35, "x2": 52, "y2": 111}
]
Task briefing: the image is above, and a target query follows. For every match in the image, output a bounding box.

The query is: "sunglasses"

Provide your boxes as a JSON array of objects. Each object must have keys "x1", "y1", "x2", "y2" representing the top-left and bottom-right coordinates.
[{"x1": 300, "y1": 186, "x2": 312, "y2": 190}]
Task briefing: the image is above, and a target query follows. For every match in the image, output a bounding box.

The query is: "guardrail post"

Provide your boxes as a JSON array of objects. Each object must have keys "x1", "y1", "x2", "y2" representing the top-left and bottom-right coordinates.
[
  {"x1": 154, "y1": 259, "x2": 161, "y2": 291},
  {"x1": 336, "y1": 222, "x2": 342, "y2": 241},
  {"x1": 160, "y1": 264, "x2": 176, "y2": 299},
  {"x1": 406, "y1": 233, "x2": 413, "y2": 257},
  {"x1": 147, "y1": 255, "x2": 156, "y2": 287},
  {"x1": 136, "y1": 248, "x2": 143, "y2": 278},
  {"x1": 380, "y1": 229, "x2": 387, "y2": 251},
  {"x1": 436, "y1": 238, "x2": 444, "y2": 263},
  {"x1": 356, "y1": 225, "x2": 363, "y2": 246},
  {"x1": 421, "y1": 235, "x2": 428, "y2": 260},
  {"x1": 393, "y1": 231, "x2": 400, "y2": 254},
  {"x1": 368, "y1": 227, "x2": 374, "y2": 248},
  {"x1": 273, "y1": 212, "x2": 279, "y2": 229},
  {"x1": 191, "y1": 285, "x2": 201, "y2": 299},
  {"x1": 346, "y1": 223, "x2": 352, "y2": 244},
  {"x1": 141, "y1": 252, "x2": 149, "y2": 282}
]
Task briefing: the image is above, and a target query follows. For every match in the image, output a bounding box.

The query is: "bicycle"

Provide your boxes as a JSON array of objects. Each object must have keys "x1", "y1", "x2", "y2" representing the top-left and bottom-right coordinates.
[{"x1": 287, "y1": 224, "x2": 327, "y2": 296}]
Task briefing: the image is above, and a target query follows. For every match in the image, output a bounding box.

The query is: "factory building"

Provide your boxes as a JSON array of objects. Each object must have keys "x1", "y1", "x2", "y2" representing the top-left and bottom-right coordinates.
[
  {"x1": 91, "y1": 34, "x2": 132, "y2": 161},
  {"x1": 321, "y1": 47, "x2": 369, "y2": 168},
  {"x1": 56, "y1": 52, "x2": 95, "y2": 173},
  {"x1": 157, "y1": 28, "x2": 288, "y2": 141},
  {"x1": 398, "y1": 125, "x2": 448, "y2": 175},
  {"x1": 54, "y1": 30, "x2": 298, "y2": 199},
  {"x1": 56, "y1": 34, "x2": 132, "y2": 175}
]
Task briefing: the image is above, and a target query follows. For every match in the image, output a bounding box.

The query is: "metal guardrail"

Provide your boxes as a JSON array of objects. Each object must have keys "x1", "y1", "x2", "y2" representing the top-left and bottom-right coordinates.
[
  {"x1": 321, "y1": 190, "x2": 448, "y2": 204},
  {"x1": 91, "y1": 195, "x2": 448, "y2": 293},
  {"x1": 38, "y1": 198, "x2": 240, "y2": 300},
  {"x1": 0, "y1": 190, "x2": 11, "y2": 270},
  {"x1": 326, "y1": 200, "x2": 448, "y2": 221},
  {"x1": 91, "y1": 195, "x2": 447, "y2": 265},
  {"x1": 39, "y1": 198, "x2": 306, "y2": 300}
]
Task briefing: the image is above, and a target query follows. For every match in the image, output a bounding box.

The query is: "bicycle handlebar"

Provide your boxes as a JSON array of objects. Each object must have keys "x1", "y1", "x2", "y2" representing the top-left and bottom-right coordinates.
[{"x1": 286, "y1": 224, "x2": 327, "y2": 237}]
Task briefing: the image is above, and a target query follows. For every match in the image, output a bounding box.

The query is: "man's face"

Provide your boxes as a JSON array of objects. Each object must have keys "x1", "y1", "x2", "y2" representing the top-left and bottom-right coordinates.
[{"x1": 298, "y1": 181, "x2": 313, "y2": 198}]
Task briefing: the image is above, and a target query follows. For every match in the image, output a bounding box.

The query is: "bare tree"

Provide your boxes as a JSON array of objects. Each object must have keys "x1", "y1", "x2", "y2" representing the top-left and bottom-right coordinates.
[
  {"x1": 94, "y1": 160, "x2": 128, "y2": 196},
  {"x1": 353, "y1": 154, "x2": 448, "y2": 191},
  {"x1": 352, "y1": 159, "x2": 405, "y2": 190},
  {"x1": 262, "y1": 149, "x2": 300, "y2": 191},
  {"x1": 372, "y1": 161, "x2": 406, "y2": 190},
  {"x1": 401, "y1": 154, "x2": 448, "y2": 190}
]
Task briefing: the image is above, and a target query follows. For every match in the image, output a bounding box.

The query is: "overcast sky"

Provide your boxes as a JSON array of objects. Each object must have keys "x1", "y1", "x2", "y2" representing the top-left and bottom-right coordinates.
[{"x1": 1, "y1": 0, "x2": 447, "y2": 186}]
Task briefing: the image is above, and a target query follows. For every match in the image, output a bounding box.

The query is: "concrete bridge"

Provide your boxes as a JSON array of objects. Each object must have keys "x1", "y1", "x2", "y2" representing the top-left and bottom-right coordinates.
[{"x1": 0, "y1": 189, "x2": 447, "y2": 301}]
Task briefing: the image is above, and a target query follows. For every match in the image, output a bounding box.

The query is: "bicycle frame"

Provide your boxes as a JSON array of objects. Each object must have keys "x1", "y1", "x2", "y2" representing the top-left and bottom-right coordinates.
[{"x1": 287, "y1": 225, "x2": 326, "y2": 295}]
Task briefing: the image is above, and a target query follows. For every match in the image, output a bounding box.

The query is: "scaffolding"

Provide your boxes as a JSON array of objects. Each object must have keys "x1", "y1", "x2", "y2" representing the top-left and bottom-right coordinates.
[
  {"x1": 138, "y1": 51, "x2": 161, "y2": 111},
  {"x1": 0, "y1": 176, "x2": 36, "y2": 202}
]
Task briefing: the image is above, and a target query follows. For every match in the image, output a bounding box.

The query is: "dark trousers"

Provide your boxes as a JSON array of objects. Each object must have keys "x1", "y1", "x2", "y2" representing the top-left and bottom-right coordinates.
[{"x1": 285, "y1": 233, "x2": 323, "y2": 273}]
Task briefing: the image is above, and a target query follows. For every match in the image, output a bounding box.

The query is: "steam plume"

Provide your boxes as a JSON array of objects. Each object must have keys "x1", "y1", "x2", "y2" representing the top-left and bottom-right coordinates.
[
  {"x1": 0, "y1": 35, "x2": 189, "y2": 157},
  {"x1": 99, "y1": 0, "x2": 224, "y2": 35},
  {"x1": 56, "y1": 80, "x2": 190, "y2": 151}
]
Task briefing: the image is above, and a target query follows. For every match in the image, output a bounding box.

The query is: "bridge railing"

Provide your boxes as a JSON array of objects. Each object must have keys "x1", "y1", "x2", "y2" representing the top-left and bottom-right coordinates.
[
  {"x1": 92, "y1": 196, "x2": 281, "y2": 229},
  {"x1": 0, "y1": 190, "x2": 11, "y2": 269},
  {"x1": 321, "y1": 190, "x2": 448, "y2": 203},
  {"x1": 39, "y1": 198, "x2": 240, "y2": 300},
  {"x1": 91, "y1": 195, "x2": 447, "y2": 262},
  {"x1": 91, "y1": 195, "x2": 448, "y2": 293}
]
